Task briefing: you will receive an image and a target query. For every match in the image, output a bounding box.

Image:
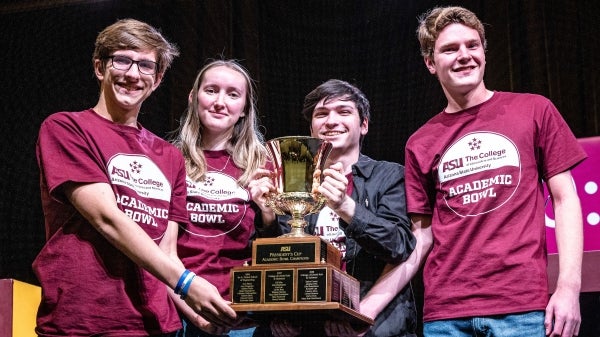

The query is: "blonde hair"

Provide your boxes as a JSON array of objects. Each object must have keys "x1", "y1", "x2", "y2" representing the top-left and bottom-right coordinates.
[
  {"x1": 172, "y1": 60, "x2": 268, "y2": 186},
  {"x1": 417, "y1": 6, "x2": 487, "y2": 59}
]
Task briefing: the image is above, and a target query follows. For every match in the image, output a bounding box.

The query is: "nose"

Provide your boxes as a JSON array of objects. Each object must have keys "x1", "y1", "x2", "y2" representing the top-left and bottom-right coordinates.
[
  {"x1": 457, "y1": 45, "x2": 471, "y2": 61},
  {"x1": 324, "y1": 111, "x2": 341, "y2": 125},
  {"x1": 213, "y1": 92, "x2": 225, "y2": 108},
  {"x1": 124, "y1": 63, "x2": 141, "y2": 78}
]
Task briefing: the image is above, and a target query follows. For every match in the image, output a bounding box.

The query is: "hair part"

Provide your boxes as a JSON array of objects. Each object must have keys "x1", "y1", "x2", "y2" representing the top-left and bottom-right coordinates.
[
  {"x1": 171, "y1": 59, "x2": 268, "y2": 186},
  {"x1": 93, "y1": 18, "x2": 180, "y2": 77},
  {"x1": 416, "y1": 6, "x2": 487, "y2": 59}
]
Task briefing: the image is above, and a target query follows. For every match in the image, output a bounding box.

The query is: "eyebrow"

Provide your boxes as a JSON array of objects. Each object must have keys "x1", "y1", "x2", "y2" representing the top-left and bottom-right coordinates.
[
  {"x1": 438, "y1": 38, "x2": 481, "y2": 49},
  {"x1": 315, "y1": 104, "x2": 356, "y2": 110}
]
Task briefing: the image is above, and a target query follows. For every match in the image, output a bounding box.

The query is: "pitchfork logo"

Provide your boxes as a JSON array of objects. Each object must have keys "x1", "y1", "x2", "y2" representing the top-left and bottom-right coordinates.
[
  {"x1": 468, "y1": 137, "x2": 482, "y2": 151},
  {"x1": 129, "y1": 161, "x2": 142, "y2": 174},
  {"x1": 203, "y1": 176, "x2": 216, "y2": 186}
]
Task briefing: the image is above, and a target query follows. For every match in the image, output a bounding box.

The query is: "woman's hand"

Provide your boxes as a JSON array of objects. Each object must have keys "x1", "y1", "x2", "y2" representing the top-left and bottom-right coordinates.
[{"x1": 247, "y1": 168, "x2": 277, "y2": 224}]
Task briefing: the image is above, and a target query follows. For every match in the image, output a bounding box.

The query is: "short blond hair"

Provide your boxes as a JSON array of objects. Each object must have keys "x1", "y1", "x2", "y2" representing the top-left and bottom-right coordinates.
[{"x1": 417, "y1": 6, "x2": 487, "y2": 59}]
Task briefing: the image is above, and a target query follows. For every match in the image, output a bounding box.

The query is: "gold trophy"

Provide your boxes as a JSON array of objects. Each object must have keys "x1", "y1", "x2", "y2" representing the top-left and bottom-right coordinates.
[
  {"x1": 265, "y1": 136, "x2": 333, "y2": 237},
  {"x1": 229, "y1": 136, "x2": 372, "y2": 331}
]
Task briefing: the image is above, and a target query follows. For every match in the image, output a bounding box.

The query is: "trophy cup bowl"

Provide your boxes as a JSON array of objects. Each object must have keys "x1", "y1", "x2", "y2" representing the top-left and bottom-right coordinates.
[{"x1": 266, "y1": 136, "x2": 333, "y2": 237}]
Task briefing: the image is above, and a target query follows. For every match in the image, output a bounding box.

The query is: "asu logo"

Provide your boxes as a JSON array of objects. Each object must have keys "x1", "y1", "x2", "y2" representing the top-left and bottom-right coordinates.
[
  {"x1": 111, "y1": 166, "x2": 131, "y2": 180},
  {"x1": 442, "y1": 158, "x2": 464, "y2": 172}
]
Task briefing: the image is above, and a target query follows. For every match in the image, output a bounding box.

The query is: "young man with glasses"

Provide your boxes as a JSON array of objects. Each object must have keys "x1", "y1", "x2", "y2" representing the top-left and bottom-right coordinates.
[{"x1": 34, "y1": 19, "x2": 238, "y2": 336}]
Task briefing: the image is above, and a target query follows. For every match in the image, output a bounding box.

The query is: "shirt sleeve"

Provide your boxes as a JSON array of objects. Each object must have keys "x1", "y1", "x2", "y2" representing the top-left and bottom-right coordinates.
[{"x1": 36, "y1": 113, "x2": 109, "y2": 202}]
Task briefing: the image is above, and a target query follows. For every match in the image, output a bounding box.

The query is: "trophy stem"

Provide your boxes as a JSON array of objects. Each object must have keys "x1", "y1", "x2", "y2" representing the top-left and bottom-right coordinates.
[{"x1": 281, "y1": 217, "x2": 311, "y2": 237}]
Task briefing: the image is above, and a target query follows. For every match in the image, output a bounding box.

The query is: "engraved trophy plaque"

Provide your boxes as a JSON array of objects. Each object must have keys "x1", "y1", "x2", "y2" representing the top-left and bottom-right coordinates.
[{"x1": 265, "y1": 136, "x2": 333, "y2": 237}]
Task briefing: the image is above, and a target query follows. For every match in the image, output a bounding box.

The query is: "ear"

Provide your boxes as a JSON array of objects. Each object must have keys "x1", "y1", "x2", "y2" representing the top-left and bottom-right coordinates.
[
  {"x1": 152, "y1": 72, "x2": 164, "y2": 91},
  {"x1": 360, "y1": 118, "x2": 369, "y2": 136},
  {"x1": 424, "y1": 56, "x2": 436, "y2": 75},
  {"x1": 188, "y1": 90, "x2": 194, "y2": 104},
  {"x1": 93, "y1": 59, "x2": 105, "y2": 81}
]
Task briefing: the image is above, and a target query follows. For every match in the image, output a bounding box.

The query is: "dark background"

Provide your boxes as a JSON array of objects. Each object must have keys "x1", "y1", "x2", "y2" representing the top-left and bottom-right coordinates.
[{"x1": 1, "y1": 0, "x2": 598, "y2": 336}]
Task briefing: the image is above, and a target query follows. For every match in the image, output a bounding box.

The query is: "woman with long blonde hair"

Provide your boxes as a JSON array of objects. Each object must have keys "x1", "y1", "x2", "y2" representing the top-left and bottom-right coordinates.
[{"x1": 171, "y1": 59, "x2": 276, "y2": 337}]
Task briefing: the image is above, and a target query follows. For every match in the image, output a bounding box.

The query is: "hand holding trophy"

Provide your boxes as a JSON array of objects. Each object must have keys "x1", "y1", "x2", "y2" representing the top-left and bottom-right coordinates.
[{"x1": 265, "y1": 136, "x2": 333, "y2": 237}]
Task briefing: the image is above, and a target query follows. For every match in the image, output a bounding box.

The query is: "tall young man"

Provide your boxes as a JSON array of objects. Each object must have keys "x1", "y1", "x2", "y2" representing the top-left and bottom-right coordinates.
[{"x1": 361, "y1": 6, "x2": 586, "y2": 337}]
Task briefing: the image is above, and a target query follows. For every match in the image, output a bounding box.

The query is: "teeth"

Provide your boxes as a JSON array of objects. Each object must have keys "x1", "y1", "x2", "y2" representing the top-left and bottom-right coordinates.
[{"x1": 118, "y1": 83, "x2": 138, "y2": 91}]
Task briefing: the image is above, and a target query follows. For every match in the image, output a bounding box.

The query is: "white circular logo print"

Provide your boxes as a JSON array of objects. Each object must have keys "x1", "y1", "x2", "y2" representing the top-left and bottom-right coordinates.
[
  {"x1": 438, "y1": 132, "x2": 521, "y2": 217},
  {"x1": 184, "y1": 172, "x2": 250, "y2": 237},
  {"x1": 108, "y1": 153, "x2": 171, "y2": 201}
]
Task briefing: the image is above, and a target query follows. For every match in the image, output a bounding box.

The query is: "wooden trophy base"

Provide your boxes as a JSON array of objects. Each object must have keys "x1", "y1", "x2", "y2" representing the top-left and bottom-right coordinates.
[
  {"x1": 230, "y1": 237, "x2": 373, "y2": 330},
  {"x1": 230, "y1": 302, "x2": 374, "y2": 330}
]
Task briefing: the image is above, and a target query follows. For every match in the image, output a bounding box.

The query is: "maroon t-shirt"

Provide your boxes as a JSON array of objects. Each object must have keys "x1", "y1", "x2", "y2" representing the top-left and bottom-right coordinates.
[
  {"x1": 178, "y1": 150, "x2": 257, "y2": 299},
  {"x1": 34, "y1": 109, "x2": 187, "y2": 336},
  {"x1": 405, "y1": 92, "x2": 586, "y2": 322}
]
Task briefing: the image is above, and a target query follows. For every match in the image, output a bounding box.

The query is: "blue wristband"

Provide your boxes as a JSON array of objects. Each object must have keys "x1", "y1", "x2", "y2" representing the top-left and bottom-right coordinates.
[
  {"x1": 174, "y1": 269, "x2": 191, "y2": 294},
  {"x1": 179, "y1": 272, "x2": 196, "y2": 299}
]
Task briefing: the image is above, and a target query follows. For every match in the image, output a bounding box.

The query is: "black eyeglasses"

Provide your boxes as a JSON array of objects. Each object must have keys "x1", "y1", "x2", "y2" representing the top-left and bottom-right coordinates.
[{"x1": 105, "y1": 55, "x2": 159, "y2": 75}]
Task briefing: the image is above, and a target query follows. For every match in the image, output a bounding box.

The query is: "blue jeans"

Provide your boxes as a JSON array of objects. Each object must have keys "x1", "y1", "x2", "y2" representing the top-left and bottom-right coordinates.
[
  {"x1": 423, "y1": 311, "x2": 545, "y2": 337},
  {"x1": 176, "y1": 317, "x2": 256, "y2": 337}
]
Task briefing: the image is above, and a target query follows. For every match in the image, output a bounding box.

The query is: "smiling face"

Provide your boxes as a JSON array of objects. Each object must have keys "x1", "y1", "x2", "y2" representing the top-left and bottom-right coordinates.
[
  {"x1": 194, "y1": 65, "x2": 247, "y2": 141},
  {"x1": 425, "y1": 23, "x2": 486, "y2": 97},
  {"x1": 310, "y1": 96, "x2": 368, "y2": 158},
  {"x1": 94, "y1": 49, "x2": 162, "y2": 115}
]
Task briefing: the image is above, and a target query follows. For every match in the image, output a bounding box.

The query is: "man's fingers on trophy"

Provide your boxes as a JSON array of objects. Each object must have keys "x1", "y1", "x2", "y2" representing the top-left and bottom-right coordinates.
[
  {"x1": 328, "y1": 161, "x2": 344, "y2": 174},
  {"x1": 317, "y1": 184, "x2": 331, "y2": 198},
  {"x1": 322, "y1": 175, "x2": 344, "y2": 193}
]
